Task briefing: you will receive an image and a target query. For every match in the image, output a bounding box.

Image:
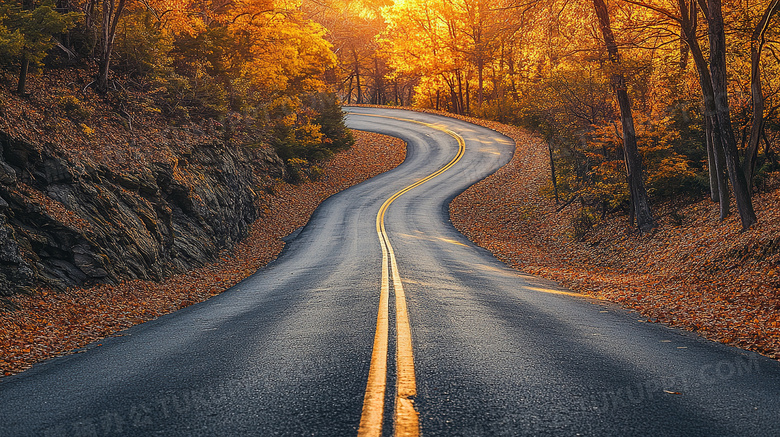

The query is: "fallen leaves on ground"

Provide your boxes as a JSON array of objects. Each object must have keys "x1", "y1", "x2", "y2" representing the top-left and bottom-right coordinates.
[{"x1": 0, "y1": 130, "x2": 406, "y2": 377}]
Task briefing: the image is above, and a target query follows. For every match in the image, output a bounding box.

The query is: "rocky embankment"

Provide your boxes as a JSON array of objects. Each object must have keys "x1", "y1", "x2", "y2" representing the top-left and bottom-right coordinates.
[{"x1": 0, "y1": 133, "x2": 285, "y2": 296}]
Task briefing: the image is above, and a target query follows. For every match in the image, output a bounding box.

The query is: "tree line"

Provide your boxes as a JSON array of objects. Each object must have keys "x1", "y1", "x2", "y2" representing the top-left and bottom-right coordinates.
[
  {"x1": 305, "y1": 0, "x2": 780, "y2": 232},
  {"x1": 0, "y1": 0, "x2": 354, "y2": 179},
  {"x1": 3, "y1": 0, "x2": 777, "y2": 230}
]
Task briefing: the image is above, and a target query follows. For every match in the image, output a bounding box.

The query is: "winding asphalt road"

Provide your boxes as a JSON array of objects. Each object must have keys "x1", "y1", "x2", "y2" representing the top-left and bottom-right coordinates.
[{"x1": 1, "y1": 107, "x2": 779, "y2": 436}]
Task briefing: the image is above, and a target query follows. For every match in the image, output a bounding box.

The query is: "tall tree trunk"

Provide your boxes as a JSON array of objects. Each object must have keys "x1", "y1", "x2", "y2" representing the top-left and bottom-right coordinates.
[
  {"x1": 549, "y1": 142, "x2": 559, "y2": 204},
  {"x1": 704, "y1": 114, "x2": 730, "y2": 218},
  {"x1": 450, "y1": 90, "x2": 458, "y2": 114},
  {"x1": 17, "y1": 54, "x2": 29, "y2": 95},
  {"x1": 592, "y1": 0, "x2": 654, "y2": 232},
  {"x1": 17, "y1": 0, "x2": 33, "y2": 95},
  {"x1": 705, "y1": 116, "x2": 718, "y2": 202},
  {"x1": 477, "y1": 57, "x2": 484, "y2": 106},
  {"x1": 84, "y1": 0, "x2": 97, "y2": 32},
  {"x1": 465, "y1": 79, "x2": 470, "y2": 114},
  {"x1": 353, "y1": 49, "x2": 362, "y2": 104},
  {"x1": 507, "y1": 48, "x2": 519, "y2": 102},
  {"x1": 678, "y1": 0, "x2": 729, "y2": 216},
  {"x1": 97, "y1": 0, "x2": 126, "y2": 93},
  {"x1": 706, "y1": 0, "x2": 757, "y2": 229},
  {"x1": 456, "y1": 70, "x2": 464, "y2": 115},
  {"x1": 347, "y1": 75, "x2": 353, "y2": 104},
  {"x1": 713, "y1": 120, "x2": 730, "y2": 219},
  {"x1": 743, "y1": 0, "x2": 780, "y2": 187},
  {"x1": 765, "y1": 129, "x2": 775, "y2": 166},
  {"x1": 373, "y1": 56, "x2": 383, "y2": 105},
  {"x1": 679, "y1": 37, "x2": 689, "y2": 70}
]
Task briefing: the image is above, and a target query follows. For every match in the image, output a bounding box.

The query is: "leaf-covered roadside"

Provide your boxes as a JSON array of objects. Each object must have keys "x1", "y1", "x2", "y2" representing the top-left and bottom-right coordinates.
[
  {"x1": 0, "y1": 130, "x2": 405, "y2": 377},
  {"x1": 448, "y1": 118, "x2": 780, "y2": 361}
]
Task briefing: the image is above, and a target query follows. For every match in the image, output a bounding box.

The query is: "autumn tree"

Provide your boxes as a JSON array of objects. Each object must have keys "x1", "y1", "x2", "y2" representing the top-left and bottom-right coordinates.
[
  {"x1": 674, "y1": 0, "x2": 731, "y2": 217},
  {"x1": 301, "y1": 0, "x2": 389, "y2": 104},
  {"x1": 591, "y1": 0, "x2": 654, "y2": 231},
  {"x1": 310, "y1": 0, "x2": 779, "y2": 230},
  {"x1": 381, "y1": 0, "x2": 494, "y2": 114},
  {"x1": 0, "y1": 0, "x2": 79, "y2": 94},
  {"x1": 95, "y1": 0, "x2": 127, "y2": 92},
  {"x1": 705, "y1": 0, "x2": 757, "y2": 229},
  {"x1": 742, "y1": 0, "x2": 780, "y2": 189},
  {"x1": 96, "y1": 0, "x2": 347, "y2": 164},
  {"x1": 628, "y1": 0, "x2": 777, "y2": 229}
]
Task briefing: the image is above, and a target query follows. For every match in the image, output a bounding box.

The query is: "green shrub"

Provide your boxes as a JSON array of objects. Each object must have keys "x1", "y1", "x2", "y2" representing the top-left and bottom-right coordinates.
[
  {"x1": 572, "y1": 208, "x2": 598, "y2": 241},
  {"x1": 271, "y1": 93, "x2": 354, "y2": 176},
  {"x1": 58, "y1": 94, "x2": 91, "y2": 121},
  {"x1": 754, "y1": 163, "x2": 780, "y2": 192},
  {"x1": 114, "y1": 10, "x2": 173, "y2": 79},
  {"x1": 286, "y1": 158, "x2": 309, "y2": 184}
]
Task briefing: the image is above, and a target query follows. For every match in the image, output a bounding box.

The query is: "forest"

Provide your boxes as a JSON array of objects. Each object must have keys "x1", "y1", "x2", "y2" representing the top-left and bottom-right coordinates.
[
  {"x1": 307, "y1": 0, "x2": 780, "y2": 232},
  {"x1": 1, "y1": 0, "x2": 779, "y2": 232},
  {"x1": 0, "y1": 0, "x2": 354, "y2": 180}
]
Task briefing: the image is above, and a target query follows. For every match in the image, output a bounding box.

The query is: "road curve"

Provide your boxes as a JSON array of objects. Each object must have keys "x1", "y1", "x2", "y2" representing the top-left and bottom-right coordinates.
[{"x1": 1, "y1": 107, "x2": 779, "y2": 436}]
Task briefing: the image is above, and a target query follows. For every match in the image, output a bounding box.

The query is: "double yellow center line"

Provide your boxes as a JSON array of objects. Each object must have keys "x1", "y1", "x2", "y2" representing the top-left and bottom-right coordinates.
[{"x1": 355, "y1": 114, "x2": 466, "y2": 437}]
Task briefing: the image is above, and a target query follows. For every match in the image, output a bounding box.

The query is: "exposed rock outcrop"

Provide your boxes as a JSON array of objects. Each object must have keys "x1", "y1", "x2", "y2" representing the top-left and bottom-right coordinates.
[{"x1": 0, "y1": 133, "x2": 285, "y2": 296}]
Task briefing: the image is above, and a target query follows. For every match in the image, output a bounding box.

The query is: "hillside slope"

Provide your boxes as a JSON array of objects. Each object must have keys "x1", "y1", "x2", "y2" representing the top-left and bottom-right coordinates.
[
  {"x1": 448, "y1": 118, "x2": 780, "y2": 361},
  {"x1": 0, "y1": 127, "x2": 406, "y2": 376},
  {"x1": 0, "y1": 69, "x2": 286, "y2": 295}
]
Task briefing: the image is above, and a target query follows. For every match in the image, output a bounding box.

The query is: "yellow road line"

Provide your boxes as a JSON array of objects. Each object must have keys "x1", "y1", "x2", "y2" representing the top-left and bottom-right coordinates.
[
  {"x1": 357, "y1": 239, "x2": 390, "y2": 437},
  {"x1": 390, "y1": 247, "x2": 418, "y2": 436},
  {"x1": 356, "y1": 113, "x2": 466, "y2": 437},
  {"x1": 524, "y1": 286, "x2": 605, "y2": 300}
]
